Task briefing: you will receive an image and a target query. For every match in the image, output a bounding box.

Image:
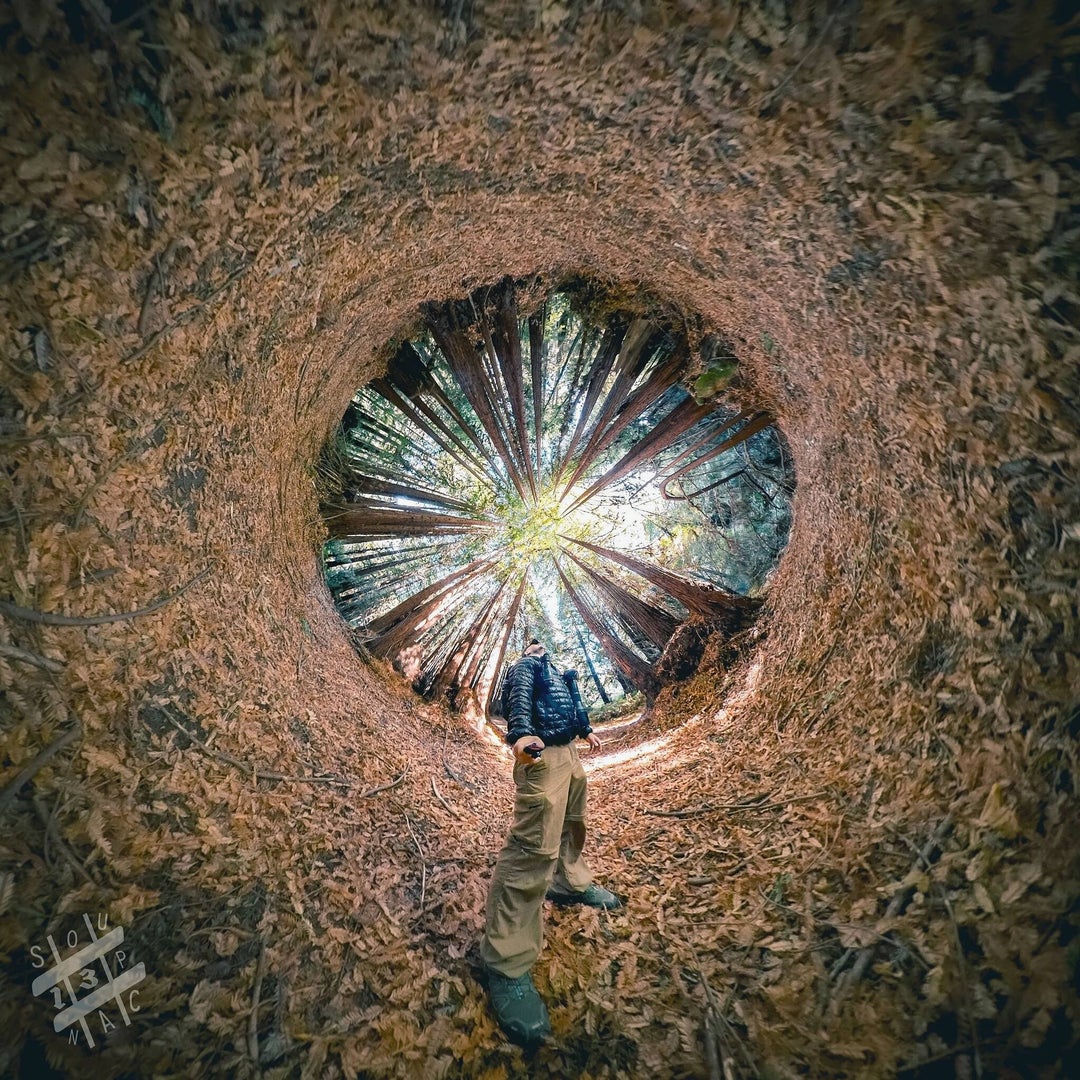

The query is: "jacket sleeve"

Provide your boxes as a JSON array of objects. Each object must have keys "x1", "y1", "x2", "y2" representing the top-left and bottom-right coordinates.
[
  {"x1": 505, "y1": 658, "x2": 538, "y2": 745},
  {"x1": 563, "y1": 669, "x2": 592, "y2": 738}
]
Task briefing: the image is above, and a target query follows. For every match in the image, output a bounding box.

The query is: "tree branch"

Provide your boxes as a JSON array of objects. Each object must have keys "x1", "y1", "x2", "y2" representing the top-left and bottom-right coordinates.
[
  {"x1": 430, "y1": 776, "x2": 462, "y2": 819},
  {"x1": 248, "y1": 937, "x2": 267, "y2": 1079},
  {"x1": 33, "y1": 796, "x2": 99, "y2": 886},
  {"x1": 0, "y1": 642, "x2": 64, "y2": 673},
  {"x1": 644, "y1": 790, "x2": 828, "y2": 818},
  {"x1": 829, "y1": 816, "x2": 953, "y2": 1006},
  {"x1": 149, "y1": 709, "x2": 406, "y2": 795},
  {"x1": 0, "y1": 722, "x2": 82, "y2": 815},
  {"x1": 0, "y1": 566, "x2": 212, "y2": 627}
]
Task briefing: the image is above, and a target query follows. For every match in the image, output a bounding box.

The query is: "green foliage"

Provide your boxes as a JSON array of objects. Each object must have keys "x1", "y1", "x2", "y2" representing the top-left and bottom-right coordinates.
[
  {"x1": 501, "y1": 489, "x2": 564, "y2": 570},
  {"x1": 692, "y1": 360, "x2": 738, "y2": 402},
  {"x1": 588, "y1": 691, "x2": 645, "y2": 725}
]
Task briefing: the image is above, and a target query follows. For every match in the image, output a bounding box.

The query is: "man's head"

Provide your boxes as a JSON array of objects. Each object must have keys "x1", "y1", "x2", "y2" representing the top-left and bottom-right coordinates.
[{"x1": 524, "y1": 638, "x2": 545, "y2": 657}]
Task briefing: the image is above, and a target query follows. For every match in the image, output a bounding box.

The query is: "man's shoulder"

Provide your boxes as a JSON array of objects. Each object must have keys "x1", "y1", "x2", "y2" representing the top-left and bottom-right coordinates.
[{"x1": 509, "y1": 655, "x2": 542, "y2": 676}]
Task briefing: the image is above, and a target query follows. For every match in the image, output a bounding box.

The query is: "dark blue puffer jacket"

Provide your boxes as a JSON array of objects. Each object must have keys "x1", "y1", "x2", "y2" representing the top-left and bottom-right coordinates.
[{"x1": 504, "y1": 654, "x2": 592, "y2": 747}]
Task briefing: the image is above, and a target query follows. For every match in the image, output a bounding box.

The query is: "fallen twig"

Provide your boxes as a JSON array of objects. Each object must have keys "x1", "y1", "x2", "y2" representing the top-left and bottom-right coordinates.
[
  {"x1": 688, "y1": 942, "x2": 756, "y2": 1079},
  {"x1": 0, "y1": 642, "x2": 64, "y2": 673},
  {"x1": 776, "y1": 473, "x2": 881, "y2": 735},
  {"x1": 149, "y1": 709, "x2": 406, "y2": 795},
  {"x1": 898, "y1": 1043, "x2": 977, "y2": 1074},
  {"x1": 272, "y1": 969, "x2": 294, "y2": 1063},
  {"x1": 644, "y1": 790, "x2": 827, "y2": 819},
  {"x1": 761, "y1": 886, "x2": 927, "y2": 963},
  {"x1": 890, "y1": 824, "x2": 983, "y2": 1078},
  {"x1": 122, "y1": 178, "x2": 328, "y2": 368},
  {"x1": 137, "y1": 240, "x2": 179, "y2": 338},
  {"x1": 33, "y1": 796, "x2": 99, "y2": 887},
  {"x1": 0, "y1": 722, "x2": 82, "y2": 815},
  {"x1": 360, "y1": 773, "x2": 408, "y2": 799},
  {"x1": 693, "y1": 947, "x2": 725, "y2": 1080},
  {"x1": 830, "y1": 816, "x2": 953, "y2": 1008},
  {"x1": 703, "y1": 1009, "x2": 722, "y2": 1080},
  {"x1": 0, "y1": 430, "x2": 93, "y2": 446},
  {"x1": 248, "y1": 937, "x2": 267, "y2": 1079},
  {"x1": 430, "y1": 776, "x2": 462, "y2": 818},
  {"x1": 443, "y1": 759, "x2": 479, "y2": 792},
  {"x1": 186, "y1": 925, "x2": 256, "y2": 940},
  {"x1": 123, "y1": 253, "x2": 254, "y2": 367},
  {"x1": 402, "y1": 812, "x2": 427, "y2": 911},
  {"x1": 74, "y1": 239, "x2": 291, "y2": 531},
  {"x1": 0, "y1": 566, "x2": 213, "y2": 627},
  {"x1": 757, "y1": 9, "x2": 838, "y2": 115}
]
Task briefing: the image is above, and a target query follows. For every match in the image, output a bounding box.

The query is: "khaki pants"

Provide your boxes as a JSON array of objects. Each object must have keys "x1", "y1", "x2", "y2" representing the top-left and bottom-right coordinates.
[{"x1": 480, "y1": 742, "x2": 594, "y2": 977}]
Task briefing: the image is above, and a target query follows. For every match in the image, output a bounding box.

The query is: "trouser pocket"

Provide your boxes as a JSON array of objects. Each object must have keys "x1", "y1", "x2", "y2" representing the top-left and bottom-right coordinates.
[{"x1": 510, "y1": 790, "x2": 560, "y2": 857}]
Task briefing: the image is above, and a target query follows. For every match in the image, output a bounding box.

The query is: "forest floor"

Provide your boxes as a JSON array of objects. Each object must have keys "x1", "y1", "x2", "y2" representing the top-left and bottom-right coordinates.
[{"x1": 1, "y1": 2, "x2": 1077, "y2": 1077}]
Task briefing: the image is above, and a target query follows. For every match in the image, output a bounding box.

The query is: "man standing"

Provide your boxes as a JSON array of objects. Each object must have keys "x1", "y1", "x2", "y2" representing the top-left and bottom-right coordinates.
[{"x1": 479, "y1": 638, "x2": 621, "y2": 1046}]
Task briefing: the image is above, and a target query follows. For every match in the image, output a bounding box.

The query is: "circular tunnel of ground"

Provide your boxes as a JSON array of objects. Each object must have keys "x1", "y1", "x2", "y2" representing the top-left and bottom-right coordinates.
[
  {"x1": 1, "y1": 5, "x2": 1077, "y2": 1080},
  {"x1": 319, "y1": 275, "x2": 792, "y2": 733}
]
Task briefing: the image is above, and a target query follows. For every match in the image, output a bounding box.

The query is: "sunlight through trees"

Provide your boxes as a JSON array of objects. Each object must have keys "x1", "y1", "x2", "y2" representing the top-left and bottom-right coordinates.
[{"x1": 321, "y1": 278, "x2": 793, "y2": 716}]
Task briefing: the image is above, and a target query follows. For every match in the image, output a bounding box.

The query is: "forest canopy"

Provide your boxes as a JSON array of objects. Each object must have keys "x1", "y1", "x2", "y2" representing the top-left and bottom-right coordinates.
[{"x1": 320, "y1": 278, "x2": 793, "y2": 714}]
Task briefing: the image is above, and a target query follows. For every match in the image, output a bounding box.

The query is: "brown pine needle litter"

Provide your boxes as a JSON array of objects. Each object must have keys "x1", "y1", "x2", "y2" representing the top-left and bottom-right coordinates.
[{"x1": 1, "y1": 3, "x2": 1077, "y2": 1078}]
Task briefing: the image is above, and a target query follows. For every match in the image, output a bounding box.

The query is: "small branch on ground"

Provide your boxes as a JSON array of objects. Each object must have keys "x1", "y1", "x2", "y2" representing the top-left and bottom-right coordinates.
[
  {"x1": 703, "y1": 1009, "x2": 722, "y2": 1080},
  {"x1": 360, "y1": 773, "x2": 409, "y2": 799},
  {"x1": 898, "y1": 1042, "x2": 978, "y2": 1074},
  {"x1": 695, "y1": 954, "x2": 724, "y2": 1080},
  {"x1": 431, "y1": 776, "x2": 462, "y2": 818},
  {"x1": 757, "y1": 9, "x2": 838, "y2": 115},
  {"x1": 248, "y1": 937, "x2": 267, "y2": 1079},
  {"x1": 0, "y1": 722, "x2": 82, "y2": 815},
  {"x1": 890, "y1": 823, "x2": 983, "y2": 1078},
  {"x1": 443, "y1": 759, "x2": 479, "y2": 792},
  {"x1": 0, "y1": 642, "x2": 64, "y2": 673},
  {"x1": 402, "y1": 811, "x2": 427, "y2": 912},
  {"x1": 644, "y1": 790, "x2": 827, "y2": 819},
  {"x1": 828, "y1": 816, "x2": 953, "y2": 1012},
  {"x1": 776, "y1": 471, "x2": 881, "y2": 734},
  {"x1": 32, "y1": 796, "x2": 100, "y2": 887},
  {"x1": 0, "y1": 566, "x2": 213, "y2": 627},
  {"x1": 137, "y1": 239, "x2": 179, "y2": 337},
  {"x1": 148, "y1": 709, "x2": 406, "y2": 795},
  {"x1": 122, "y1": 181, "x2": 328, "y2": 367},
  {"x1": 688, "y1": 942, "x2": 755, "y2": 1079},
  {"x1": 124, "y1": 251, "x2": 254, "y2": 367}
]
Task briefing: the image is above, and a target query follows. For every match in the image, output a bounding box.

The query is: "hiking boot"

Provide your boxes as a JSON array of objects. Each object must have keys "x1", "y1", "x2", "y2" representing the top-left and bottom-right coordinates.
[
  {"x1": 546, "y1": 882, "x2": 622, "y2": 910},
  {"x1": 486, "y1": 970, "x2": 551, "y2": 1046}
]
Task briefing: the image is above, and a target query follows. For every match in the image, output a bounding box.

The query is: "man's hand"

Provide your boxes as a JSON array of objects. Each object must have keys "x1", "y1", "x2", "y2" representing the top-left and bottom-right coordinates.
[
  {"x1": 583, "y1": 732, "x2": 602, "y2": 752},
  {"x1": 512, "y1": 735, "x2": 545, "y2": 765}
]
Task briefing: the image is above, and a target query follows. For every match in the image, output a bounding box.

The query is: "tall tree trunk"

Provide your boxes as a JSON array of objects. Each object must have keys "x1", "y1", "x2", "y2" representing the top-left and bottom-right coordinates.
[
  {"x1": 324, "y1": 503, "x2": 495, "y2": 540},
  {"x1": 428, "y1": 312, "x2": 529, "y2": 500},
  {"x1": 528, "y1": 304, "x2": 546, "y2": 477},
  {"x1": 367, "y1": 557, "x2": 496, "y2": 636},
  {"x1": 477, "y1": 573, "x2": 527, "y2": 715},
  {"x1": 563, "y1": 536, "x2": 760, "y2": 619},
  {"x1": 659, "y1": 411, "x2": 774, "y2": 499},
  {"x1": 555, "y1": 562, "x2": 659, "y2": 696},
  {"x1": 564, "y1": 549, "x2": 680, "y2": 651},
  {"x1": 488, "y1": 278, "x2": 537, "y2": 497},
  {"x1": 575, "y1": 624, "x2": 610, "y2": 704},
  {"x1": 370, "y1": 378, "x2": 493, "y2": 486},
  {"x1": 559, "y1": 348, "x2": 686, "y2": 495},
  {"x1": 563, "y1": 395, "x2": 714, "y2": 513}
]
